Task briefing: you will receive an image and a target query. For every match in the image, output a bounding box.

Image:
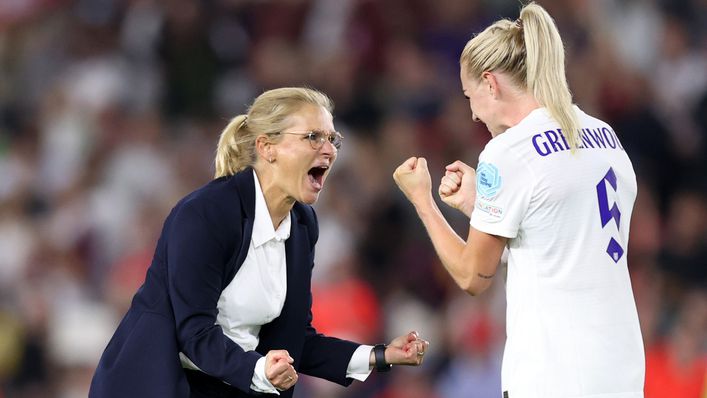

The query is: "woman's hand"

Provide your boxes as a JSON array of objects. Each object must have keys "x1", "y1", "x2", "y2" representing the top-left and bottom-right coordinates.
[
  {"x1": 264, "y1": 350, "x2": 298, "y2": 391},
  {"x1": 393, "y1": 157, "x2": 433, "y2": 208},
  {"x1": 438, "y1": 160, "x2": 476, "y2": 217},
  {"x1": 381, "y1": 331, "x2": 430, "y2": 367}
]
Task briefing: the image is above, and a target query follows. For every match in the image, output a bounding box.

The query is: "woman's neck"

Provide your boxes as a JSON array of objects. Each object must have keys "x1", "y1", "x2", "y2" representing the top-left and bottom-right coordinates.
[
  {"x1": 254, "y1": 167, "x2": 294, "y2": 229},
  {"x1": 494, "y1": 94, "x2": 541, "y2": 136}
]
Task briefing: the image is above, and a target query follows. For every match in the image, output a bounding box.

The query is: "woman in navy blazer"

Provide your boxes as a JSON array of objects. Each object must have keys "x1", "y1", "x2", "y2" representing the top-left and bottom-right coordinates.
[{"x1": 89, "y1": 87, "x2": 429, "y2": 398}]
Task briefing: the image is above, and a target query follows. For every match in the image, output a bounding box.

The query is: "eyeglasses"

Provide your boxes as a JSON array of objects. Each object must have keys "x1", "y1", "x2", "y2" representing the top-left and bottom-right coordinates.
[{"x1": 279, "y1": 130, "x2": 344, "y2": 150}]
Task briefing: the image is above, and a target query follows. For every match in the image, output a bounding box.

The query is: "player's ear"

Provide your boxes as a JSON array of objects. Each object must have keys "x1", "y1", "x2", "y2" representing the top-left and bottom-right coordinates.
[{"x1": 482, "y1": 71, "x2": 499, "y2": 99}]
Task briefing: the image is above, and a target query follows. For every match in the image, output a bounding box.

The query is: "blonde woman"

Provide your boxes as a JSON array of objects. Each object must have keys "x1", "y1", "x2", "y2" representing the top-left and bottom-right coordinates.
[
  {"x1": 91, "y1": 87, "x2": 429, "y2": 398},
  {"x1": 394, "y1": 3, "x2": 644, "y2": 397}
]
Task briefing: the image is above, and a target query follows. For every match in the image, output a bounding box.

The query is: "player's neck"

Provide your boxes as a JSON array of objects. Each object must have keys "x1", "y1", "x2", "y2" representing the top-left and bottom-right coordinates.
[{"x1": 501, "y1": 94, "x2": 541, "y2": 131}]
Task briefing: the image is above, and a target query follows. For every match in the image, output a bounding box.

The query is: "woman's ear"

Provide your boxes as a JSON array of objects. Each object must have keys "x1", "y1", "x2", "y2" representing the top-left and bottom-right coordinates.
[
  {"x1": 481, "y1": 71, "x2": 499, "y2": 99},
  {"x1": 255, "y1": 135, "x2": 274, "y2": 163}
]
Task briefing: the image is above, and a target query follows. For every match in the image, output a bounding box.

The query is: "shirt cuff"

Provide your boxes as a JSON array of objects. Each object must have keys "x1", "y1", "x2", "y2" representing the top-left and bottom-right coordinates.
[
  {"x1": 250, "y1": 356, "x2": 280, "y2": 395},
  {"x1": 346, "y1": 345, "x2": 374, "y2": 382}
]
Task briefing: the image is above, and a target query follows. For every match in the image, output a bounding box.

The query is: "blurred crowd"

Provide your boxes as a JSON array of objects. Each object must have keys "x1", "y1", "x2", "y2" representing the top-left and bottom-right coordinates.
[{"x1": 0, "y1": 0, "x2": 705, "y2": 397}]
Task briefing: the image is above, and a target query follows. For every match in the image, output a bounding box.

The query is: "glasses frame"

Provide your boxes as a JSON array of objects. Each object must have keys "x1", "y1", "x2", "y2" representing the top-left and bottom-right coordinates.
[{"x1": 278, "y1": 130, "x2": 344, "y2": 150}]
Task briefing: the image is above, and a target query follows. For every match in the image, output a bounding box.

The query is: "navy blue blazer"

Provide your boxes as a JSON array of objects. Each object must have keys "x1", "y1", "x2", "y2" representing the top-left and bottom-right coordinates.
[{"x1": 90, "y1": 168, "x2": 360, "y2": 398}]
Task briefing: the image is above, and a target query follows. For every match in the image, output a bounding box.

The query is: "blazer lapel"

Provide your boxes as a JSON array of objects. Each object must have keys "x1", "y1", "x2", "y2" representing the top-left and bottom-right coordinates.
[
  {"x1": 283, "y1": 210, "x2": 311, "y2": 320},
  {"x1": 256, "y1": 209, "x2": 312, "y2": 362},
  {"x1": 223, "y1": 168, "x2": 256, "y2": 289}
]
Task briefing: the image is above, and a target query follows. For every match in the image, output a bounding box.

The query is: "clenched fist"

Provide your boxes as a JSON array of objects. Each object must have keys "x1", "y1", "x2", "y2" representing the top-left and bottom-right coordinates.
[
  {"x1": 438, "y1": 160, "x2": 476, "y2": 217},
  {"x1": 393, "y1": 157, "x2": 433, "y2": 207},
  {"x1": 264, "y1": 350, "x2": 298, "y2": 391},
  {"x1": 386, "y1": 331, "x2": 430, "y2": 366}
]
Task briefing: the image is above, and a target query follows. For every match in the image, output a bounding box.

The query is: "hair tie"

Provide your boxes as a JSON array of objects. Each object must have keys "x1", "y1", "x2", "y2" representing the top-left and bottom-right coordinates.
[{"x1": 515, "y1": 18, "x2": 523, "y2": 29}]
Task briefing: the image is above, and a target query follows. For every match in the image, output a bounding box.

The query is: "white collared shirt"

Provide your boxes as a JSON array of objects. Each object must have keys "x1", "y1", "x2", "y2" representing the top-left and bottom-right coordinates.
[{"x1": 181, "y1": 171, "x2": 372, "y2": 394}]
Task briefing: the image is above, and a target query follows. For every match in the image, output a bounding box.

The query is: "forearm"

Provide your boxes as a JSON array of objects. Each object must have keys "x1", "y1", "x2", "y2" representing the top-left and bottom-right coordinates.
[{"x1": 413, "y1": 197, "x2": 474, "y2": 290}]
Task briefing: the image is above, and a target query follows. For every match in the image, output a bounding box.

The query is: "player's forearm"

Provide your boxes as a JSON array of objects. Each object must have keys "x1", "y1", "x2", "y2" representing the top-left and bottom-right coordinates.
[{"x1": 413, "y1": 197, "x2": 474, "y2": 290}]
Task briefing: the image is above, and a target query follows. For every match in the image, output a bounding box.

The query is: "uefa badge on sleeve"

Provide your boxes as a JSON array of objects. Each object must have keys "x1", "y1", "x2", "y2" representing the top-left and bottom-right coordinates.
[
  {"x1": 475, "y1": 162, "x2": 504, "y2": 221},
  {"x1": 476, "y1": 162, "x2": 502, "y2": 200}
]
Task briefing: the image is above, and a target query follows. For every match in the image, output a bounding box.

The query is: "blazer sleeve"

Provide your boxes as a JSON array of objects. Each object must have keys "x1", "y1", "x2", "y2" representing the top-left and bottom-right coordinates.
[
  {"x1": 166, "y1": 199, "x2": 260, "y2": 394},
  {"x1": 296, "y1": 206, "x2": 361, "y2": 385},
  {"x1": 298, "y1": 299, "x2": 361, "y2": 385}
]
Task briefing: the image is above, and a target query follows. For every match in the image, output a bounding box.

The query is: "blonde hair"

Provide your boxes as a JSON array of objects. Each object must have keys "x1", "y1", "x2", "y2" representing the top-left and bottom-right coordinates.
[
  {"x1": 460, "y1": 2, "x2": 579, "y2": 149},
  {"x1": 214, "y1": 87, "x2": 334, "y2": 178}
]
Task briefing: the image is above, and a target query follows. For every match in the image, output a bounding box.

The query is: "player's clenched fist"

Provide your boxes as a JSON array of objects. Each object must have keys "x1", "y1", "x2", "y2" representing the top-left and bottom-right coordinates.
[
  {"x1": 438, "y1": 160, "x2": 476, "y2": 217},
  {"x1": 393, "y1": 157, "x2": 433, "y2": 206}
]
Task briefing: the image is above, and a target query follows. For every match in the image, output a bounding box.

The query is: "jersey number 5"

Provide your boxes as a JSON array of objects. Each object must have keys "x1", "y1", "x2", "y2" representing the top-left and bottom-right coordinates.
[{"x1": 596, "y1": 168, "x2": 624, "y2": 263}]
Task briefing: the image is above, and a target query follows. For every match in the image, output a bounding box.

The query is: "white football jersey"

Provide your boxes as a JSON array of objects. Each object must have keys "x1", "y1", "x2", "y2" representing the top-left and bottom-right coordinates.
[{"x1": 470, "y1": 106, "x2": 645, "y2": 398}]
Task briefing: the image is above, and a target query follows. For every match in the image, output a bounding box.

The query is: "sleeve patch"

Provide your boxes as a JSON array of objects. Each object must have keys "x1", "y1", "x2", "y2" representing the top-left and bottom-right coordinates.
[
  {"x1": 476, "y1": 162, "x2": 502, "y2": 200},
  {"x1": 475, "y1": 200, "x2": 505, "y2": 220}
]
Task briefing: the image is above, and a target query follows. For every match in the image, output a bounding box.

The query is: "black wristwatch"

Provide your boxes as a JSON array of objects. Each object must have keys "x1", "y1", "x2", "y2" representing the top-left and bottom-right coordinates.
[{"x1": 373, "y1": 344, "x2": 391, "y2": 372}]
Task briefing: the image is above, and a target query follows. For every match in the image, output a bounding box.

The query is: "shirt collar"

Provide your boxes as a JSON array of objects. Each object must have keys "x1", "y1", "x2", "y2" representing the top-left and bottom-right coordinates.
[{"x1": 252, "y1": 170, "x2": 291, "y2": 248}]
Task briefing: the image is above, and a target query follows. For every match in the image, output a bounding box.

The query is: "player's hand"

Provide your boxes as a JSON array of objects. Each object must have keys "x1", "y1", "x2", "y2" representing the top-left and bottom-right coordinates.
[
  {"x1": 438, "y1": 160, "x2": 476, "y2": 217},
  {"x1": 384, "y1": 331, "x2": 430, "y2": 366},
  {"x1": 393, "y1": 157, "x2": 433, "y2": 207},
  {"x1": 264, "y1": 350, "x2": 297, "y2": 391}
]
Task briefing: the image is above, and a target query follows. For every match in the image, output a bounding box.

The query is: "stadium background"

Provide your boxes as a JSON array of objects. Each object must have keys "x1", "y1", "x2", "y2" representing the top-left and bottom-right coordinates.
[{"x1": 0, "y1": 0, "x2": 705, "y2": 397}]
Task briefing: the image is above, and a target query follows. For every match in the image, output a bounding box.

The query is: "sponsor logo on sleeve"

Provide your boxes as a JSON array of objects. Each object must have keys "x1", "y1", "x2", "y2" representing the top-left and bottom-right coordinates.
[{"x1": 475, "y1": 200, "x2": 504, "y2": 220}]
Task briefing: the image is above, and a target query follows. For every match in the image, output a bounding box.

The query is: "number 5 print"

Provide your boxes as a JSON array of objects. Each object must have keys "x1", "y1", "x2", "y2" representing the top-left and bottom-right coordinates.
[{"x1": 596, "y1": 168, "x2": 624, "y2": 263}]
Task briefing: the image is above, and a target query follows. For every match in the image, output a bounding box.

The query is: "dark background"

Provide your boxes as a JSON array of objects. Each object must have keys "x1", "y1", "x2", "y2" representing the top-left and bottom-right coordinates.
[{"x1": 0, "y1": 0, "x2": 705, "y2": 397}]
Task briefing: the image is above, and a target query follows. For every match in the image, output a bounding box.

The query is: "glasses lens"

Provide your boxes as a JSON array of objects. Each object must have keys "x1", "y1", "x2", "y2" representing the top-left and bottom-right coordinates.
[
  {"x1": 306, "y1": 132, "x2": 322, "y2": 149},
  {"x1": 330, "y1": 133, "x2": 342, "y2": 149},
  {"x1": 302, "y1": 131, "x2": 342, "y2": 150}
]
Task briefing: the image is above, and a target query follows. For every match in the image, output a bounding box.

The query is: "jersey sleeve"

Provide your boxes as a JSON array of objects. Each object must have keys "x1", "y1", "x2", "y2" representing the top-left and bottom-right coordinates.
[{"x1": 469, "y1": 142, "x2": 534, "y2": 239}]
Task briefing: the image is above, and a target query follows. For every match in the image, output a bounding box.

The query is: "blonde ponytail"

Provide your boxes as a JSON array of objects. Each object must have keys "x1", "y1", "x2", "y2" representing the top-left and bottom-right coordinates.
[
  {"x1": 214, "y1": 115, "x2": 249, "y2": 178},
  {"x1": 213, "y1": 87, "x2": 334, "y2": 178},
  {"x1": 460, "y1": 2, "x2": 579, "y2": 150},
  {"x1": 520, "y1": 3, "x2": 579, "y2": 150}
]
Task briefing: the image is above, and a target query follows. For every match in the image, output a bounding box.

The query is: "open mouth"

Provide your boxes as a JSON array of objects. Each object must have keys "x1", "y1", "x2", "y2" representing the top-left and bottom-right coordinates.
[{"x1": 307, "y1": 166, "x2": 328, "y2": 191}]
